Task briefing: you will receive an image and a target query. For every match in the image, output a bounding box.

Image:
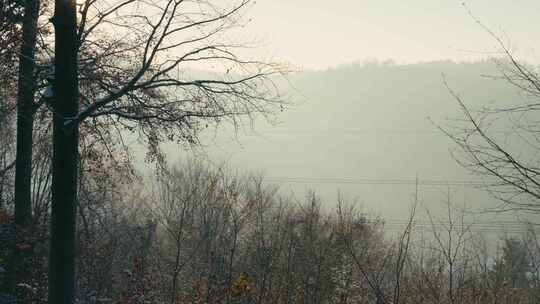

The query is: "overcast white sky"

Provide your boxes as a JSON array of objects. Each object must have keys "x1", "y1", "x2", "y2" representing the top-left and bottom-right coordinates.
[{"x1": 245, "y1": 0, "x2": 540, "y2": 69}]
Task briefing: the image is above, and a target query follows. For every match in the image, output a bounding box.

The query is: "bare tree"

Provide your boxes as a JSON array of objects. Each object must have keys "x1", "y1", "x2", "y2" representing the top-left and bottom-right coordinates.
[
  {"x1": 442, "y1": 7, "x2": 540, "y2": 214},
  {"x1": 424, "y1": 190, "x2": 474, "y2": 304},
  {"x1": 72, "y1": 0, "x2": 285, "y2": 146},
  {"x1": 1, "y1": 0, "x2": 48, "y2": 296},
  {"x1": 152, "y1": 161, "x2": 213, "y2": 303},
  {"x1": 336, "y1": 197, "x2": 389, "y2": 304},
  {"x1": 45, "y1": 0, "x2": 285, "y2": 302}
]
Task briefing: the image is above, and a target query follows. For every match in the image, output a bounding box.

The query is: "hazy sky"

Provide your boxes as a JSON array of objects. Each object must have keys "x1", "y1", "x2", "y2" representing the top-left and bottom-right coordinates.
[{"x1": 246, "y1": 0, "x2": 540, "y2": 69}]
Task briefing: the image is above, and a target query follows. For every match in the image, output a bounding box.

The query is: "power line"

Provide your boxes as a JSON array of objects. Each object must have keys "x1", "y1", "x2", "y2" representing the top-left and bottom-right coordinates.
[
  {"x1": 248, "y1": 129, "x2": 513, "y2": 136},
  {"x1": 251, "y1": 129, "x2": 441, "y2": 135},
  {"x1": 382, "y1": 219, "x2": 536, "y2": 226},
  {"x1": 265, "y1": 177, "x2": 487, "y2": 187},
  {"x1": 263, "y1": 177, "x2": 540, "y2": 233},
  {"x1": 365, "y1": 219, "x2": 540, "y2": 234}
]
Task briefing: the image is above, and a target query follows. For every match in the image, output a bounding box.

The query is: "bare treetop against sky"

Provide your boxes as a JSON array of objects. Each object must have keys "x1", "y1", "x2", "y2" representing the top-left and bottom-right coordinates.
[{"x1": 247, "y1": 0, "x2": 540, "y2": 69}]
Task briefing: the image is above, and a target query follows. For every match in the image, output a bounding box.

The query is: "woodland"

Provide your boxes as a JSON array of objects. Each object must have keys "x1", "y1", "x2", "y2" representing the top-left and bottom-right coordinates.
[{"x1": 2, "y1": 0, "x2": 540, "y2": 303}]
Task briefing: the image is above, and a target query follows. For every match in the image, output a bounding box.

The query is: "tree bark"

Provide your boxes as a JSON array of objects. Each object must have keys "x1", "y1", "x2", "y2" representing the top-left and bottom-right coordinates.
[
  {"x1": 48, "y1": 0, "x2": 79, "y2": 303},
  {"x1": 14, "y1": 0, "x2": 39, "y2": 229},
  {"x1": 4, "y1": 0, "x2": 40, "y2": 293}
]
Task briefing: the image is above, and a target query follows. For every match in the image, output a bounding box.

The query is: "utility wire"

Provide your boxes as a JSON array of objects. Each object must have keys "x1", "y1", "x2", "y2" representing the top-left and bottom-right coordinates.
[
  {"x1": 265, "y1": 177, "x2": 487, "y2": 187},
  {"x1": 363, "y1": 219, "x2": 540, "y2": 234},
  {"x1": 250, "y1": 129, "x2": 512, "y2": 136}
]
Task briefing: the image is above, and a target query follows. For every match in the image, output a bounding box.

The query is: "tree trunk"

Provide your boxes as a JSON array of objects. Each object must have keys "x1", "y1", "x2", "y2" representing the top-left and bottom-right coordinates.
[
  {"x1": 48, "y1": 0, "x2": 79, "y2": 303},
  {"x1": 14, "y1": 0, "x2": 39, "y2": 228},
  {"x1": 4, "y1": 0, "x2": 40, "y2": 294}
]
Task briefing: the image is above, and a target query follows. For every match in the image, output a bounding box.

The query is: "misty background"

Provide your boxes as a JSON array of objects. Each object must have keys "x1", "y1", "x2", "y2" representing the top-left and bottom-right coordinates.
[
  {"x1": 113, "y1": 0, "x2": 540, "y2": 237},
  {"x1": 131, "y1": 1, "x2": 540, "y2": 233},
  {"x1": 139, "y1": 60, "x2": 528, "y2": 235}
]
